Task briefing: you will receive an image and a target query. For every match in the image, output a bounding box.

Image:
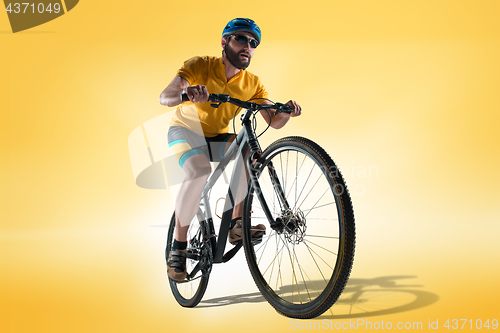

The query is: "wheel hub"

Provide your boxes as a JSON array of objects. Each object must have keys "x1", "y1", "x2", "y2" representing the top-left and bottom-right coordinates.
[{"x1": 271, "y1": 209, "x2": 307, "y2": 244}]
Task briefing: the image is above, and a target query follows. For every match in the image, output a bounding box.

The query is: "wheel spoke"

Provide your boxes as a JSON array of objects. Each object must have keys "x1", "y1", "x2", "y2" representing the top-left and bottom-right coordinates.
[
  {"x1": 279, "y1": 153, "x2": 285, "y2": 194},
  {"x1": 285, "y1": 150, "x2": 289, "y2": 196},
  {"x1": 292, "y1": 241, "x2": 311, "y2": 303},
  {"x1": 256, "y1": 230, "x2": 276, "y2": 265},
  {"x1": 303, "y1": 239, "x2": 328, "y2": 284},
  {"x1": 282, "y1": 236, "x2": 302, "y2": 303},
  {"x1": 304, "y1": 239, "x2": 338, "y2": 257},
  {"x1": 291, "y1": 243, "x2": 319, "y2": 303},
  {"x1": 276, "y1": 235, "x2": 286, "y2": 297},
  {"x1": 305, "y1": 234, "x2": 339, "y2": 239},
  {"x1": 260, "y1": 239, "x2": 286, "y2": 277},
  {"x1": 295, "y1": 172, "x2": 328, "y2": 212},
  {"x1": 302, "y1": 187, "x2": 331, "y2": 218},
  {"x1": 266, "y1": 232, "x2": 281, "y2": 284},
  {"x1": 281, "y1": 152, "x2": 308, "y2": 209},
  {"x1": 303, "y1": 240, "x2": 336, "y2": 270},
  {"x1": 294, "y1": 163, "x2": 316, "y2": 210},
  {"x1": 302, "y1": 202, "x2": 336, "y2": 216}
]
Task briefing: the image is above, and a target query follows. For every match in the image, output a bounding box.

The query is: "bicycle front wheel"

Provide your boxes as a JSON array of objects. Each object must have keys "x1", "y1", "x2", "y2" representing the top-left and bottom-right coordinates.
[
  {"x1": 243, "y1": 136, "x2": 355, "y2": 319},
  {"x1": 166, "y1": 211, "x2": 211, "y2": 307}
]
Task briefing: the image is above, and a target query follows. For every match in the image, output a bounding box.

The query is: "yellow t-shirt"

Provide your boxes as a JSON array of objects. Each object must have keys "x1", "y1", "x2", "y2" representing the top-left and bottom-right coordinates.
[{"x1": 170, "y1": 56, "x2": 268, "y2": 137}]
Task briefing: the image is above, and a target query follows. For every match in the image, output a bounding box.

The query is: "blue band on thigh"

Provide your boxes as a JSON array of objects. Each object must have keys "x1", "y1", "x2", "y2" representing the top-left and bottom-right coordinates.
[
  {"x1": 179, "y1": 149, "x2": 205, "y2": 168},
  {"x1": 219, "y1": 135, "x2": 233, "y2": 159},
  {"x1": 169, "y1": 139, "x2": 187, "y2": 148}
]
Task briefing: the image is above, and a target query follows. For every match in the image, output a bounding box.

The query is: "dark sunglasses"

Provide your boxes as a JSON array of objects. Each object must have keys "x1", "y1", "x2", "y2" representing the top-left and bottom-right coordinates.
[{"x1": 231, "y1": 34, "x2": 259, "y2": 48}]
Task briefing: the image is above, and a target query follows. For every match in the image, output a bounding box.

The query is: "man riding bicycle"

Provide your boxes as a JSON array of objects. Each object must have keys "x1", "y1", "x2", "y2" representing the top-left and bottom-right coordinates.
[{"x1": 159, "y1": 18, "x2": 302, "y2": 281}]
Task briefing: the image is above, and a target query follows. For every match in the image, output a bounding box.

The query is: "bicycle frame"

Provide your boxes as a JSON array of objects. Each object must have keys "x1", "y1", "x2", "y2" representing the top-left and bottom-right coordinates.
[{"x1": 197, "y1": 107, "x2": 289, "y2": 264}]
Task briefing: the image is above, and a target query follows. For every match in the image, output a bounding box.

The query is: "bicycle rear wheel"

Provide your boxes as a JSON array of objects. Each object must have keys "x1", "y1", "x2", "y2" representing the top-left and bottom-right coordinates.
[
  {"x1": 243, "y1": 136, "x2": 355, "y2": 318},
  {"x1": 166, "y1": 211, "x2": 212, "y2": 307}
]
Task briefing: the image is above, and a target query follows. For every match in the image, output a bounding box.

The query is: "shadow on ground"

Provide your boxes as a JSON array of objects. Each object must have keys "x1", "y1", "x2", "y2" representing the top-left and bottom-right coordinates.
[{"x1": 198, "y1": 275, "x2": 439, "y2": 318}]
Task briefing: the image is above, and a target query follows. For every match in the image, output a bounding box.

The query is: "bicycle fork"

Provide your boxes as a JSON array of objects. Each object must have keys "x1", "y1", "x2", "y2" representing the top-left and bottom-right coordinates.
[{"x1": 242, "y1": 118, "x2": 292, "y2": 229}]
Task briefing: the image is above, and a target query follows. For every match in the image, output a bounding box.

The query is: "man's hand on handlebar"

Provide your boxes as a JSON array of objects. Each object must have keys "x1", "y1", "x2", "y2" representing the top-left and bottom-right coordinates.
[
  {"x1": 184, "y1": 85, "x2": 209, "y2": 103},
  {"x1": 285, "y1": 100, "x2": 302, "y2": 117}
]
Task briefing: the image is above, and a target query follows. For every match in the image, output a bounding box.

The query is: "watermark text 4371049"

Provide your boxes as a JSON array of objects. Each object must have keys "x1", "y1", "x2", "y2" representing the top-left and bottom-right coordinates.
[{"x1": 4, "y1": 1, "x2": 79, "y2": 33}]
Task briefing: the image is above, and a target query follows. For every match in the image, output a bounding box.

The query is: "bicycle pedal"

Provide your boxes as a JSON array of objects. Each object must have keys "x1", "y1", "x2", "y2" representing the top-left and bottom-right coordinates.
[
  {"x1": 251, "y1": 232, "x2": 265, "y2": 245},
  {"x1": 251, "y1": 238, "x2": 263, "y2": 245},
  {"x1": 229, "y1": 239, "x2": 243, "y2": 246}
]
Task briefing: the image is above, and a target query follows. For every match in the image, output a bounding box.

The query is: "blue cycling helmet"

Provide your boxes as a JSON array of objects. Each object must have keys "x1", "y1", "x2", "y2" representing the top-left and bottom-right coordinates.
[{"x1": 222, "y1": 18, "x2": 261, "y2": 44}]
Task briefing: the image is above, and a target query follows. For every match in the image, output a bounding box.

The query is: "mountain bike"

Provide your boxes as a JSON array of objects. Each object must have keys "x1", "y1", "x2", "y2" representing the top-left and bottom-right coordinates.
[{"x1": 165, "y1": 93, "x2": 356, "y2": 319}]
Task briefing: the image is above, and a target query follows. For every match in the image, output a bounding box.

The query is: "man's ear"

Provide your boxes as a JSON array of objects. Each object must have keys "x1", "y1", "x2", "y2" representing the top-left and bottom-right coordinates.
[{"x1": 221, "y1": 37, "x2": 227, "y2": 49}]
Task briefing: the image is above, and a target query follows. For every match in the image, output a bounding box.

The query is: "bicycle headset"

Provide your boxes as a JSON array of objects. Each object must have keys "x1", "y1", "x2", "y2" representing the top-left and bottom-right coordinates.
[{"x1": 222, "y1": 18, "x2": 261, "y2": 44}]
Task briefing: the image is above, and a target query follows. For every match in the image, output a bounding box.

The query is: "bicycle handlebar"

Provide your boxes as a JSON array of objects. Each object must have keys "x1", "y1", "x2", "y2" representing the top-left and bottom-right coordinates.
[{"x1": 180, "y1": 93, "x2": 292, "y2": 114}]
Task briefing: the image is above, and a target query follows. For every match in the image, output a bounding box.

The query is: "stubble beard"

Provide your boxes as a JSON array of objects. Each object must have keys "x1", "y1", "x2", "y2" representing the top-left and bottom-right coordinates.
[{"x1": 224, "y1": 43, "x2": 251, "y2": 70}]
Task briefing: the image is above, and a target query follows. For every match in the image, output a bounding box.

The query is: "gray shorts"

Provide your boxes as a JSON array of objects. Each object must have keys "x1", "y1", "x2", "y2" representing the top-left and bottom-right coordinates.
[{"x1": 167, "y1": 126, "x2": 236, "y2": 167}]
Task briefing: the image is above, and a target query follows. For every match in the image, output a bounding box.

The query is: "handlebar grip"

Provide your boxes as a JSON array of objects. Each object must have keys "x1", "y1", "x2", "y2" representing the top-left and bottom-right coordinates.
[
  {"x1": 208, "y1": 93, "x2": 217, "y2": 102},
  {"x1": 274, "y1": 103, "x2": 293, "y2": 115},
  {"x1": 181, "y1": 92, "x2": 221, "y2": 103},
  {"x1": 208, "y1": 93, "x2": 230, "y2": 103}
]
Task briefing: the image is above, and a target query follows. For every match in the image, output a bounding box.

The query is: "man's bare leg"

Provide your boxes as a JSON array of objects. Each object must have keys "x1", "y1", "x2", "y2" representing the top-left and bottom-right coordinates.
[
  {"x1": 168, "y1": 153, "x2": 211, "y2": 281},
  {"x1": 231, "y1": 157, "x2": 248, "y2": 219},
  {"x1": 228, "y1": 147, "x2": 265, "y2": 243},
  {"x1": 174, "y1": 153, "x2": 211, "y2": 241}
]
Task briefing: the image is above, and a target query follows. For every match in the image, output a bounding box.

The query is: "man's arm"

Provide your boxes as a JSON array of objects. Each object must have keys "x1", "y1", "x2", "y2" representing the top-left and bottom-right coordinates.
[
  {"x1": 159, "y1": 76, "x2": 209, "y2": 107},
  {"x1": 259, "y1": 100, "x2": 302, "y2": 129}
]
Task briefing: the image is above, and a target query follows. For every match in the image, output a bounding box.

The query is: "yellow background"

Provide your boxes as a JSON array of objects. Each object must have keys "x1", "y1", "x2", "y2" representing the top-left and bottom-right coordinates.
[{"x1": 2, "y1": 1, "x2": 499, "y2": 332}]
